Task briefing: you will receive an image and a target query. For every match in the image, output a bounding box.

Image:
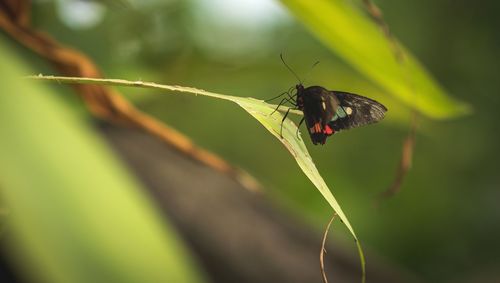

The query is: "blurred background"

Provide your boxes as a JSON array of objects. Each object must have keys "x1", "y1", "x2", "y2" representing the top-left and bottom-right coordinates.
[{"x1": 1, "y1": 0, "x2": 499, "y2": 283}]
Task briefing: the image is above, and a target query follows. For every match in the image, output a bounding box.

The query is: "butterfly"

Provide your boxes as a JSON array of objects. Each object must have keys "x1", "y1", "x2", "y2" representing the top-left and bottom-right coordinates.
[
  {"x1": 292, "y1": 84, "x2": 387, "y2": 145},
  {"x1": 272, "y1": 55, "x2": 387, "y2": 145}
]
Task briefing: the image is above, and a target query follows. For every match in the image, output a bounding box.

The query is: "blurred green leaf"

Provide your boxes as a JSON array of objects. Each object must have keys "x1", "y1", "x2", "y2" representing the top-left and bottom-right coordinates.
[
  {"x1": 0, "y1": 41, "x2": 206, "y2": 283},
  {"x1": 28, "y1": 75, "x2": 366, "y2": 281},
  {"x1": 280, "y1": 0, "x2": 470, "y2": 119}
]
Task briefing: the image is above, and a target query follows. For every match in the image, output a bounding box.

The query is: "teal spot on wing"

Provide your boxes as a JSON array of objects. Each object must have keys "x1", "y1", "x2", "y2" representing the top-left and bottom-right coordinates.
[{"x1": 331, "y1": 107, "x2": 347, "y2": 121}]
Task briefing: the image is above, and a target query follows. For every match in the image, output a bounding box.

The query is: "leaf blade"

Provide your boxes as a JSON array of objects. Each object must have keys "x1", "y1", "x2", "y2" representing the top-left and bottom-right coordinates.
[{"x1": 234, "y1": 97, "x2": 366, "y2": 281}]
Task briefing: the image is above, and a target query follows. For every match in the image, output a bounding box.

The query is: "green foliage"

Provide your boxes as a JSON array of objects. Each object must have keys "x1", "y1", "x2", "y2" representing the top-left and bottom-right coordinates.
[
  {"x1": 27, "y1": 75, "x2": 367, "y2": 281},
  {"x1": 280, "y1": 0, "x2": 470, "y2": 119},
  {"x1": 0, "y1": 41, "x2": 206, "y2": 283},
  {"x1": 14, "y1": 1, "x2": 499, "y2": 282}
]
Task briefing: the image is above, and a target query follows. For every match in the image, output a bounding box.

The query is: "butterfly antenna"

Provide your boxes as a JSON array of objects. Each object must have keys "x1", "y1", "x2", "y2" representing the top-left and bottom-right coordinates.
[
  {"x1": 303, "y1": 60, "x2": 320, "y2": 85},
  {"x1": 280, "y1": 53, "x2": 302, "y2": 84}
]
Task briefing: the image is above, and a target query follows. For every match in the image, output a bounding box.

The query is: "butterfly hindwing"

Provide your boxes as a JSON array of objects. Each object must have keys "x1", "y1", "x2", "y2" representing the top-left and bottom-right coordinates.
[
  {"x1": 327, "y1": 91, "x2": 387, "y2": 132},
  {"x1": 301, "y1": 86, "x2": 339, "y2": 144}
]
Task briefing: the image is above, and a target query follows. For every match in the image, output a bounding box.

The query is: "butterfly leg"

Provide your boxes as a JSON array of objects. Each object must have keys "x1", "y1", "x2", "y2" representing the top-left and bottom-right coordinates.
[
  {"x1": 270, "y1": 96, "x2": 294, "y2": 115},
  {"x1": 280, "y1": 107, "x2": 292, "y2": 138},
  {"x1": 296, "y1": 117, "x2": 305, "y2": 138},
  {"x1": 266, "y1": 85, "x2": 296, "y2": 103},
  {"x1": 287, "y1": 94, "x2": 297, "y2": 106}
]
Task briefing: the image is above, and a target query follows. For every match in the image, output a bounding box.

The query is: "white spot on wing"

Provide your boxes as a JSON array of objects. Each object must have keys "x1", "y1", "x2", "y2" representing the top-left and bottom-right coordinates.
[{"x1": 345, "y1": 107, "x2": 353, "y2": 115}]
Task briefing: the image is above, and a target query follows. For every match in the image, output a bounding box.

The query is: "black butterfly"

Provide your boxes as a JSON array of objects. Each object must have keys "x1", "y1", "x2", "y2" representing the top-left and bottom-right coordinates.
[{"x1": 273, "y1": 55, "x2": 387, "y2": 145}]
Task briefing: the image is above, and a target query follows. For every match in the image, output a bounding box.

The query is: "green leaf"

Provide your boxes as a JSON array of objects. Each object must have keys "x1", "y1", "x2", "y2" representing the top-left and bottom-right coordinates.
[
  {"x1": 0, "y1": 42, "x2": 206, "y2": 283},
  {"x1": 280, "y1": 0, "x2": 470, "y2": 119},
  {"x1": 27, "y1": 75, "x2": 366, "y2": 281}
]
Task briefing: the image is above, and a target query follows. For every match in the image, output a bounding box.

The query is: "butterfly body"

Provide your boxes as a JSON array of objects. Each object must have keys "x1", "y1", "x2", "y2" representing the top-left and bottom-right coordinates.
[{"x1": 295, "y1": 84, "x2": 387, "y2": 145}]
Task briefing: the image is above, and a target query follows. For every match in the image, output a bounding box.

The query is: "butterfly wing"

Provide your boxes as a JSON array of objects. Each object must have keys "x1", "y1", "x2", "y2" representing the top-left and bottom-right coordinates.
[{"x1": 327, "y1": 91, "x2": 387, "y2": 132}]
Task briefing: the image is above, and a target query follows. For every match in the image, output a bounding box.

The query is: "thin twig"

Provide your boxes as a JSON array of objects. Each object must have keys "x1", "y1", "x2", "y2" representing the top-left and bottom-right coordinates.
[
  {"x1": 377, "y1": 113, "x2": 417, "y2": 202},
  {"x1": 362, "y1": 0, "x2": 404, "y2": 63},
  {"x1": 320, "y1": 213, "x2": 337, "y2": 283},
  {"x1": 361, "y1": 0, "x2": 418, "y2": 199}
]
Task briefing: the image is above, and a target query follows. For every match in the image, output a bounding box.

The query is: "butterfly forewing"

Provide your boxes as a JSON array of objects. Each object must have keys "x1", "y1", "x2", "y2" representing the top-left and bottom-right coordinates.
[{"x1": 328, "y1": 91, "x2": 387, "y2": 132}]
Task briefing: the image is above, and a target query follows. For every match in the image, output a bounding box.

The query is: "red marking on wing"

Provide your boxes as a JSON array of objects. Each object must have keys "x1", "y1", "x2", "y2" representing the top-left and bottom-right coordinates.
[
  {"x1": 310, "y1": 123, "x2": 335, "y2": 137},
  {"x1": 323, "y1": 125, "x2": 334, "y2": 135},
  {"x1": 310, "y1": 122, "x2": 322, "y2": 133}
]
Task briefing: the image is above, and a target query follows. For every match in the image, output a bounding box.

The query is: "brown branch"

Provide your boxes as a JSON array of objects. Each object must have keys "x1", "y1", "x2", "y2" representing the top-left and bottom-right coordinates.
[
  {"x1": 320, "y1": 213, "x2": 337, "y2": 283},
  {"x1": 0, "y1": 0, "x2": 260, "y2": 192},
  {"x1": 377, "y1": 114, "x2": 417, "y2": 202}
]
